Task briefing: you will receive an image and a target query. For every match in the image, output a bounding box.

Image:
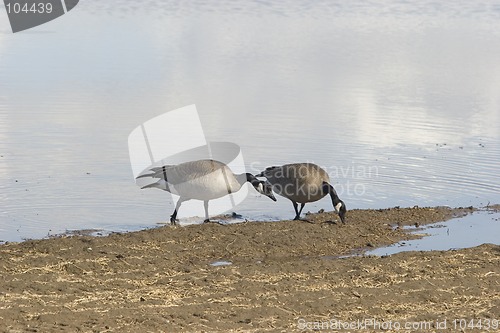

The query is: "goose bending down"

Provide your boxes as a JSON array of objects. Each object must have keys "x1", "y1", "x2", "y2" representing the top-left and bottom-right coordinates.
[
  {"x1": 137, "y1": 159, "x2": 276, "y2": 225},
  {"x1": 256, "y1": 163, "x2": 346, "y2": 223}
]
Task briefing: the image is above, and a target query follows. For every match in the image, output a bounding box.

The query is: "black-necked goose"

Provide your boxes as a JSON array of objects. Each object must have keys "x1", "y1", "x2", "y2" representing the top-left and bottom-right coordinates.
[
  {"x1": 137, "y1": 159, "x2": 276, "y2": 225},
  {"x1": 256, "y1": 163, "x2": 346, "y2": 222}
]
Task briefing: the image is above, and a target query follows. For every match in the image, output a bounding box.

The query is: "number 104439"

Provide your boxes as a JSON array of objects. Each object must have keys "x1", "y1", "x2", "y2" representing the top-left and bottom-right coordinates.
[{"x1": 5, "y1": 2, "x2": 54, "y2": 14}]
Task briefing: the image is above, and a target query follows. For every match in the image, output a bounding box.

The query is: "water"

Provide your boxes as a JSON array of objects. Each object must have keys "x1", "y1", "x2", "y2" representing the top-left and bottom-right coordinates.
[
  {"x1": 210, "y1": 260, "x2": 233, "y2": 267},
  {"x1": 1, "y1": 1, "x2": 499, "y2": 242},
  {"x1": 366, "y1": 209, "x2": 500, "y2": 256}
]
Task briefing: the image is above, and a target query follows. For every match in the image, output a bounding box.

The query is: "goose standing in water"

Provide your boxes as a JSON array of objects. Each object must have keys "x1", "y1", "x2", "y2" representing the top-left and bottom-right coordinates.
[
  {"x1": 137, "y1": 159, "x2": 276, "y2": 225},
  {"x1": 256, "y1": 163, "x2": 346, "y2": 223}
]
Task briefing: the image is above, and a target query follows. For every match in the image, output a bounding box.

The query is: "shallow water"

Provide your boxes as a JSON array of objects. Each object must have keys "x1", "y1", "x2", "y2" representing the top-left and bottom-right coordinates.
[
  {"x1": 1, "y1": 1, "x2": 499, "y2": 242},
  {"x1": 365, "y1": 209, "x2": 500, "y2": 256},
  {"x1": 210, "y1": 260, "x2": 233, "y2": 267}
]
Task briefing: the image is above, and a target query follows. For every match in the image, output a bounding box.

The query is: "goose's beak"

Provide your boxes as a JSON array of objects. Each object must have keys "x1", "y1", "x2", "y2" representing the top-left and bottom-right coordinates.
[{"x1": 339, "y1": 209, "x2": 346, "y2": 223}]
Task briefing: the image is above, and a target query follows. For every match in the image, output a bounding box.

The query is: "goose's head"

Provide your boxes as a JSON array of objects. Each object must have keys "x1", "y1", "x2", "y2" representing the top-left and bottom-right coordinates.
[
  {"x1": 245, "y1": 173, "x2": 277, "y2": 201},
  {"x1": 335, "y1": 200, "x2": 347, "y2": 223},
  {"x1": 255, "y1": 181, "x2": 277, "y2": 202}
]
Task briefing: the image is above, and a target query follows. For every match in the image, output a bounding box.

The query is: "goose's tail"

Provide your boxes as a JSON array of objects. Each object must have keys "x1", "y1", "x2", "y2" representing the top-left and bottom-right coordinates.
[
  {"x1": 141, "y1": 179, "x2": 169, "y2": 190},
  {"x1": 141, "y1": 180, "x2": 160, "y2": 189},
  {"x1": 136, "y1": 165, "x2": 173, "y2": 180},
  {"x1": 136, "y1": 173, "x2": 156, "y2": 179}
]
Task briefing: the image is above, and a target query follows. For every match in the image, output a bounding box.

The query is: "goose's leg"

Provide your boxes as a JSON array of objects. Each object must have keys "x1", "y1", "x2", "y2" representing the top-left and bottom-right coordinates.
[
  {"x1": 170, "y1": 198, "x2": 184, "y2": 225},
  {"x1": 203, "y1": 200, "x2": 210, "y2": 223},
  {"x1": 292, "y1": 201, "x2": 300, "y2": 220},
  {"x1": 297, "y1": 203, "x2": 306, "y2": 217}
]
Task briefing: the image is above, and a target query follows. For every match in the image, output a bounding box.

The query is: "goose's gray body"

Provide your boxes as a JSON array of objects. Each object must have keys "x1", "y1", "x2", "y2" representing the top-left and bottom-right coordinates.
[
  {"x1": 257, "y1": 163, "x2": 346, "y2": 222},
  {"x1": 138, "y1": 159, "x2": 276, "y2": 224}
]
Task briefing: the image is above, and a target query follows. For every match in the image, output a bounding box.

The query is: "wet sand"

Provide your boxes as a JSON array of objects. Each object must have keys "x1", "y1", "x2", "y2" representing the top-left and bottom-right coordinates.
[{"x1": 1, "y1": 206, "x2": 499, "y2": 332}]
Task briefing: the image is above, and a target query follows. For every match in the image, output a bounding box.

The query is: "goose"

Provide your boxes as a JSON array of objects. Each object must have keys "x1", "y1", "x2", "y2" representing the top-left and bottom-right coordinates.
[
  {"x1": 137, "y1": 159, "x2": 276, "y2": 225},
  {"x1": 256, "y1": 163, "x2": 346, "y2": 223}
]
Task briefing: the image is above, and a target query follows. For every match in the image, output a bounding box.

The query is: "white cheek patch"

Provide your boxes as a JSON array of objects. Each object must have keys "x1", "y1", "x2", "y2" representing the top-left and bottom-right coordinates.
[
  {"x1": 335, "y1": 202, "x2": 343, "y2": 212},
  {"x1": 258, "y1": 182, "x2": 264, "y2": 193}
]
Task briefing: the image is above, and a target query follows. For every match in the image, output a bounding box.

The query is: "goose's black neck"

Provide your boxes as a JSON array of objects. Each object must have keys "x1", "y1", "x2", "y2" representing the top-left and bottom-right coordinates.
[
  {"x1": 323, "y1": 181, "x2": 347, "y2": 223},
  {"x1": 322, "y1": 182, "x2": 341, "y2": 205}
]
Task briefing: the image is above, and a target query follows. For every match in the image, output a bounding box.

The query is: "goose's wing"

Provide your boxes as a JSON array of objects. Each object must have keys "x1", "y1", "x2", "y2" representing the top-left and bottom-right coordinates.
[
  {"x1": 257, "y1": 164, "x2": 308, "y2": 181},
  {"x1": 283, "y1": 163, "x2": 330, "y2": 184},
  {"x1": 257, "y1": 163, "x2": 330, "y2": 185},
  {"x1": 256, "y1": 165, "x2": 281, "y2": 178},
  {"x1": 136, "y1": 160, "x2": 229, "y2": 186},
  {"x1": 170, "y1": 160, "x2": 227, "y2": 184}
]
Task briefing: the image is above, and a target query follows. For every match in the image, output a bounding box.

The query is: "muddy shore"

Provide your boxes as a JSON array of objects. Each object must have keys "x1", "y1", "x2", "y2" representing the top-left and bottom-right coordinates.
[{"x1": 1, "y1": 206, "x2": 499, "y2": 332}]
